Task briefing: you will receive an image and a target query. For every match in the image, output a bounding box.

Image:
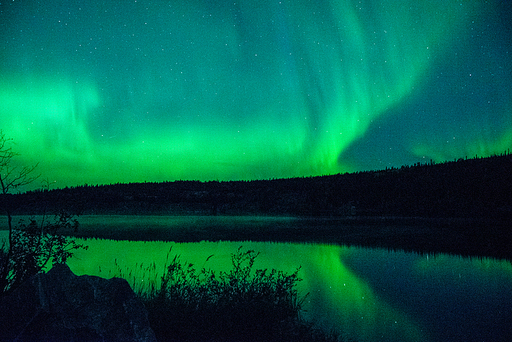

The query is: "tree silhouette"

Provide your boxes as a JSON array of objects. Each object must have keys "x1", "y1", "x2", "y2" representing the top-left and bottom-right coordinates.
[{"x1": 0, "y1": 130, "x2": 85, "y2": 294}]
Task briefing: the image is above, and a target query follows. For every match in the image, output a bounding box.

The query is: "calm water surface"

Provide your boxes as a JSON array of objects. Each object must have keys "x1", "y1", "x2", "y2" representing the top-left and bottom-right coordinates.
[
  {"x1": 63, "y1": 239, "x2": 512, "y2": 342},
  {"x1": 1, "y1": 217, "x2": 511, "y2": 341}
]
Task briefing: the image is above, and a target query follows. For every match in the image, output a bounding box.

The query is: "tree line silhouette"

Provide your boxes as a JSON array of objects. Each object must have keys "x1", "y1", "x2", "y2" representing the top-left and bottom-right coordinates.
[{"x1": 3, "y1": 153, "x2": 511, "y2": 221}]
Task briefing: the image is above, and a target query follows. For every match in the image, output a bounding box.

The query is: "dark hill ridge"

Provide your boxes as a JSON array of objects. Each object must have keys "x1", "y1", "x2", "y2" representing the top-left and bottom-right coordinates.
[{"x1": 4, "y1": 153, "x2": 512, "y2": 220}]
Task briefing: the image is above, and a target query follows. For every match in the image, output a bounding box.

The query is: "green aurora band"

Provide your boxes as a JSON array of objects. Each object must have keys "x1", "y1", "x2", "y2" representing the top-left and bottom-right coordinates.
[{"x1": 1, "y1": 0, "x2": 510, "y2": 187}]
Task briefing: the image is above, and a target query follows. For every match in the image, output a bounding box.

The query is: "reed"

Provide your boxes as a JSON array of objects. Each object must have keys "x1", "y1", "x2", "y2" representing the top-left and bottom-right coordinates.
[{"x1": 118, "y1": 246, "x2": 344, "y2": 342}]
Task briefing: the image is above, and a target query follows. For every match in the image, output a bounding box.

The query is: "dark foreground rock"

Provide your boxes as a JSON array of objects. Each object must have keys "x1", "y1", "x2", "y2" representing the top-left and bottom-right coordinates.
[{"x1": 0, "y1": 263, "x2": 156, "y2": 342}]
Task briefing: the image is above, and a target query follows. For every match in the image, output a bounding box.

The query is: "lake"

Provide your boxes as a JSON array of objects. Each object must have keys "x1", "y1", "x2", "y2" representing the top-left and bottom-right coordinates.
[{"x1": 1, "y1": 215, "x2": 511, "y2": 341}]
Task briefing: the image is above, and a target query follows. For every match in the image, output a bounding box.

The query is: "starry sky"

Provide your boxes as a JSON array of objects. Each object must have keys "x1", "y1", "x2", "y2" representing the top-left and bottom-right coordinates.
[{"x1": 1, "y1": 0, "x2": 511, "y2": 189}]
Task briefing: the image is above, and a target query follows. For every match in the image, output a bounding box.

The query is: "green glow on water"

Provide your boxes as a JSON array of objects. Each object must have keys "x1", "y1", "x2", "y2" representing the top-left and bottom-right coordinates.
[
  {"x1": 67, "y1": 239, "x2": 426, "y2": 342},
  {"x1": 2, "y1": 225, "x2": 510, "y2": 341}
]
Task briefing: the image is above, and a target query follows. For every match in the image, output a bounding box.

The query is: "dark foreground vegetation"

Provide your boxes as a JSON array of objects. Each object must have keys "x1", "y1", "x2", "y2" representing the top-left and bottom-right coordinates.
[{"x1": 136, "y1": 247, "x2": 343, "y2": 342}]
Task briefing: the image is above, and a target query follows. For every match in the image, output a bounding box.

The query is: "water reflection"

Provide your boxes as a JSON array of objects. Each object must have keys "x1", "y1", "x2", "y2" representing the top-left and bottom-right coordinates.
[
  {"x1": 63, "y1": 239, "x2": 512, "y2": 342},
  {"x1": 343, "y1": 248, "x2": 512, "y2": 342},
  {"x1": 2, "y1": 229, "x2": 510, "y2": 342},
  {"x1": 66, "y1": 240, "x2": 424, "y2": 341}
]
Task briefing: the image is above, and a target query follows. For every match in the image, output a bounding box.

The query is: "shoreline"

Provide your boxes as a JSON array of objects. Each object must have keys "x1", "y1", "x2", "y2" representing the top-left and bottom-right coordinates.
[{"x1": 2, "y1": 214, "x2": 510, "y2": 261}]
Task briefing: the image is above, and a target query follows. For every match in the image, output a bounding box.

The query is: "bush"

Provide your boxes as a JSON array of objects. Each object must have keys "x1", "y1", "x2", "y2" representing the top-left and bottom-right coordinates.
[
  {"x1": 0, "y1": 212, "x2": 86, "y2": 294},
  {"x1": 140, "y1": 247, "x2": 342, "y2": 342},
  {"x1": 0, "y1": 131, "x2": 86, "y2": 295}
]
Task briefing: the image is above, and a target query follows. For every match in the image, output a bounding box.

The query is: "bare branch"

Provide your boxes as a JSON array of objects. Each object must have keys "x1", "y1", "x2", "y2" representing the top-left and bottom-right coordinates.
[{"x1": 0, "y1": 130, "x2": 40, "y2": 194}]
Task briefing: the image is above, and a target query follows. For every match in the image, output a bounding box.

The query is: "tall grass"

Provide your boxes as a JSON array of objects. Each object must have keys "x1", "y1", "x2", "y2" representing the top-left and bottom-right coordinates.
[{"x1": 123, "y1": 246, "x2": 343, "y2": 342}]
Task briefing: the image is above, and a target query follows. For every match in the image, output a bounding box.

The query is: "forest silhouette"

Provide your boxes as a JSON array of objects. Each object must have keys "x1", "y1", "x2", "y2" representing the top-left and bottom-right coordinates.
[
  {"x1": 2, "y1": 153, "x2": 511, "y2": 259},
  {"x1": 4, "y1": 153, "x2": 511, "y2": 220}
]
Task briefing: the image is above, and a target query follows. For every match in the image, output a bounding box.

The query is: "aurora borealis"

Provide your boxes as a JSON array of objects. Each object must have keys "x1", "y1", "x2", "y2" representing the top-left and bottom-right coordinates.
[{"x1": 1, "y1": 1, "x2": 511, "y2": 188}]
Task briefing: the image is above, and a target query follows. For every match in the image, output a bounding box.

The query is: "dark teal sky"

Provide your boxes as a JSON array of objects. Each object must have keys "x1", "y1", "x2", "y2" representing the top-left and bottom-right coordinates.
[{"x1": 1, "y1": 0, "x2": 511, "y2": 188}]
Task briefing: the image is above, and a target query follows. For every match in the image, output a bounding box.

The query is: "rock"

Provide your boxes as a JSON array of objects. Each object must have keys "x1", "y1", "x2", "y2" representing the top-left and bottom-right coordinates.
[{"x1": 0, "y1": 263, "x2": 157, "y2": 342}]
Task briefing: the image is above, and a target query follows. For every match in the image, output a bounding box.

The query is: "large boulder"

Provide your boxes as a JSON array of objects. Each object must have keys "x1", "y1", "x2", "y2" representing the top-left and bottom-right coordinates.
[{"x1": 0, "y1": 263, "x2": 157, "y2": 342}]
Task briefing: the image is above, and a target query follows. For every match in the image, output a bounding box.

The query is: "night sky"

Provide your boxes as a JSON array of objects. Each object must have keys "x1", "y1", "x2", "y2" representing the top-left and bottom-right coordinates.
[{"x1": 1, "y1": 1, "x2": 511, "y2": 189}]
